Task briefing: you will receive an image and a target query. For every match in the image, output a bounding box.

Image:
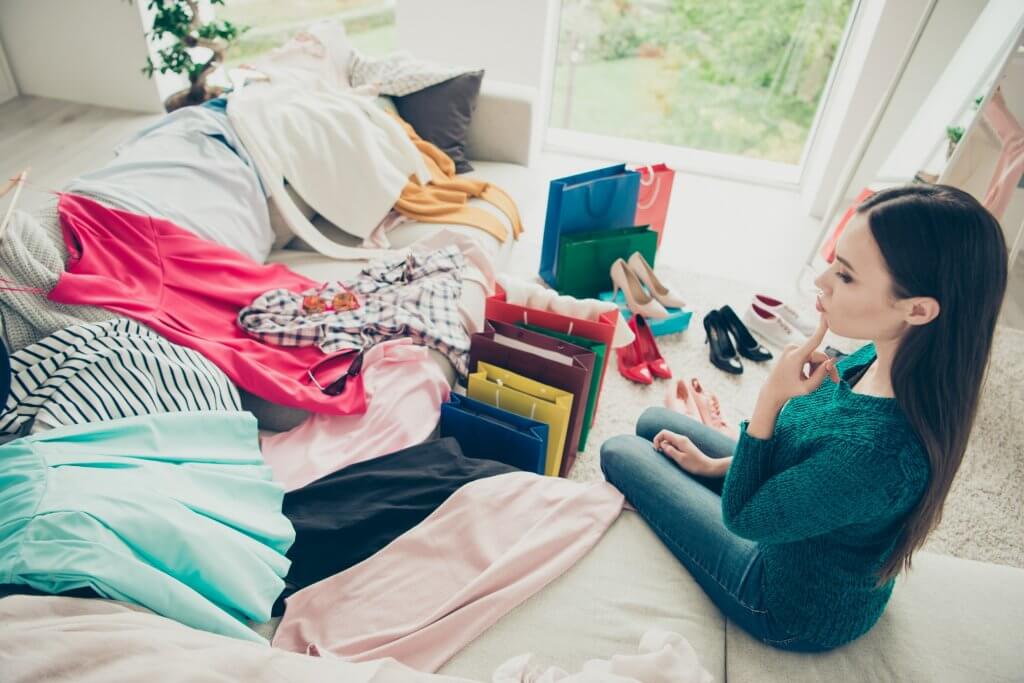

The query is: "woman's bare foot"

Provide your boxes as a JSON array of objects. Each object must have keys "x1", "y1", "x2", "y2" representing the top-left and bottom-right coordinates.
[
  {"x1": 707, "y1": 392, "x2": 740, "y2": 441},
  {"x1": 691, "y1": 378, "x2": 739, "y2": 440},
  {"x1": 664, "y1": 378, "x2": 700, "y2": 419}
]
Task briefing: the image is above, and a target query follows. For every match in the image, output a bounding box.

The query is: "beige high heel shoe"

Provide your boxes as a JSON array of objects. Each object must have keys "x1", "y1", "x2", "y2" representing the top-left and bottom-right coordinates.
[
  {"x1": 627, "y1": 252, "x2": 686, "y2": 309},
  {"x1": 609, "y1": 258, "x2": 669, "y2": 319}
]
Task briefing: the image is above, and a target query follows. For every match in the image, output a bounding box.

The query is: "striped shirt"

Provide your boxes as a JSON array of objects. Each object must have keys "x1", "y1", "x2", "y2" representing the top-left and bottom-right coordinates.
[{"x1": 0, "y1": 319, "x2": 241, "y2": 435}]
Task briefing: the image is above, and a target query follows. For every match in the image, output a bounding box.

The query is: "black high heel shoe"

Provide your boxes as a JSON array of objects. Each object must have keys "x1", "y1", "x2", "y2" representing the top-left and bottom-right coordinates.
[
  {"x1": 703, "y1": 310, "x2": 743, "y2": 374},
  {"x1": 718, "y1": 305, "x2": 773, "y2": 362}
]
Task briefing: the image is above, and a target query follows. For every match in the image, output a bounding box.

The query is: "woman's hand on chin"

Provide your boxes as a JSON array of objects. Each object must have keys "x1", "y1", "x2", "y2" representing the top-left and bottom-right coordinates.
[{"x1": 759, "y1": 315, "x2": 840, "y2": 407}]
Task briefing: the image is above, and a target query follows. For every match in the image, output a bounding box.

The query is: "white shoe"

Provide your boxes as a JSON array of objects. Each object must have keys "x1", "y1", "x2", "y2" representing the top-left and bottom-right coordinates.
[
  {"x1": 742, "y1": 302, "x2": 807, "y2": 348},
  {"x1": 752, "y1": 293, "x2": 817, "y2": 336}
]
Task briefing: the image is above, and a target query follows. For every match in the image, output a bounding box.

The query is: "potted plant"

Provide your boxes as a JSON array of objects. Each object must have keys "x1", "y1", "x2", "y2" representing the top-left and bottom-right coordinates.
[
  {"x1": 141, "y1": 0, "x2": 247, "y2": 112},
  {"x1": 945, "y1": 125, "x2": 965, "y2": 160}
]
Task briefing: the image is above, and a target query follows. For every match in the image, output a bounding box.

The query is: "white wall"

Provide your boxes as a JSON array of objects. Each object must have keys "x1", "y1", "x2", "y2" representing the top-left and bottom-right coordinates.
[
  {"x1": 878, "y1": 0, "x2": 1024, "y2": 181},
  {"x1": 395, "y1": 0, "x2": 558, "y2": 163},
  {"x1": 0, "y1": 0, "x2": 163, "y2": 112},
  {"x1": 798, "y1": 0, "x2": 935, "y2": 218},
  {"x1": 0, "y1": 35, "x2": 17, "y2": 104}
]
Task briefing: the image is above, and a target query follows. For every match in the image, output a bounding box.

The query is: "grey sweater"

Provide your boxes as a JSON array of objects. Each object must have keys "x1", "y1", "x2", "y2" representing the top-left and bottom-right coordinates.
[{"x1": 0, "y1": 198, "x2": 116, "y2": 350}]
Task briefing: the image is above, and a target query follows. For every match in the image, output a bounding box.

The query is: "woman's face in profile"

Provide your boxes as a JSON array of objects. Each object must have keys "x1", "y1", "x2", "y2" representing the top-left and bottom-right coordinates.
[{"x1": 813, "y1": 213, "x2": 910, "y2": 343}]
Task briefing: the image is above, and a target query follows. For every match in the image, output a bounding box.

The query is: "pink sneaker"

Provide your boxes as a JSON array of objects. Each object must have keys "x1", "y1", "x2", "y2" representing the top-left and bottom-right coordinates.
[{"x1": 753, "y1": 293, "x2": 817, "y2": 336}]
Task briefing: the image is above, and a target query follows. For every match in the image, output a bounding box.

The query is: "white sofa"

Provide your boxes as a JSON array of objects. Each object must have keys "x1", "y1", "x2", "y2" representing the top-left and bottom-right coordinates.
[
  {"x1": 255, "y1": 81, "x2": 1024, "y2": 681},
  {"x1": 441, "y1": 512, "x2": 1024, "y2": 682}
]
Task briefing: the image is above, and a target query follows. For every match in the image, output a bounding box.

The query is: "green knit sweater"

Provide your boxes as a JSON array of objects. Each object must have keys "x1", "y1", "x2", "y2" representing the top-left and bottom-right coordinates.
[{"x1": 722, "y1": 343, "x2": 930, "y2": 648}]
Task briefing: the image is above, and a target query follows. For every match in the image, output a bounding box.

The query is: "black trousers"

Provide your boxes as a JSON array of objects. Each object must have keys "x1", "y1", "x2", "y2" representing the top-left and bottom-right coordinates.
[{"x1": 274, "y1": 437, "x2": 515, "y2": 614}]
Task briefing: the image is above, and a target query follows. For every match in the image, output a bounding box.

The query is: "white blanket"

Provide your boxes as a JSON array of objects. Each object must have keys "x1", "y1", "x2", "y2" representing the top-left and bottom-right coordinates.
[
  {"x1": 0, "y1": 595, "x2": 712, "y2": 683},
  {"x1": 228, "y1": 46, "x2": 429, "y2": 260}
]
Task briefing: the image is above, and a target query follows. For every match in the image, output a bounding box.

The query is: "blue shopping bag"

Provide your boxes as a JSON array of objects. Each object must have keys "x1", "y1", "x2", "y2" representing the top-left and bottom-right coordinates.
[
  {"x1": 538, "y1": 163, "x2": 641, "y2": 287},
  {"x1": 439, "y1": 394, "x2": 549, "y2": 474}
]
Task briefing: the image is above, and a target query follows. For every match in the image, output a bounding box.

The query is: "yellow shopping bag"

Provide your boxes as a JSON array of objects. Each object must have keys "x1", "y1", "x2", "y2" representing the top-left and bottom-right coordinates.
[{"x1": 467, "y1": 362, "x2": 574, "y2": 477}]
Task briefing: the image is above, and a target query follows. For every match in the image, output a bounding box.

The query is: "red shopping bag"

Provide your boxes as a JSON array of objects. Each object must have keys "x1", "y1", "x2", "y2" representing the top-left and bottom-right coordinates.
[
  {"x1": 820, "y1": 188, "x2": 874, "y2": 263},
  {"x1": 485, "y1": 285, "x2": 619, "y2": 423},
  {"x1": 634, "y1": 164, "x2": 676, "y2": 249}
]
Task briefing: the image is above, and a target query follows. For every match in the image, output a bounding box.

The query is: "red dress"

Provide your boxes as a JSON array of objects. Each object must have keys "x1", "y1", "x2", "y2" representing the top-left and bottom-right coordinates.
[{"x1": 48, "y1": 193, "x2": 366, "y2": 415}]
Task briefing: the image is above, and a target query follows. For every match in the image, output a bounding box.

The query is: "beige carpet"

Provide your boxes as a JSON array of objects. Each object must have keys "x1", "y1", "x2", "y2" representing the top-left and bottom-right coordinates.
[{"x1": 540, "y1": 266, "x2": 1024, "y2": 570}]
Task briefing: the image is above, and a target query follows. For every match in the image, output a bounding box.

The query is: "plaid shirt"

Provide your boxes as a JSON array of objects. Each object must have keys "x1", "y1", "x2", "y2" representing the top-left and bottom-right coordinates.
[{"x1": 238, "y1": 246, "x2": 470, "y2": 375}]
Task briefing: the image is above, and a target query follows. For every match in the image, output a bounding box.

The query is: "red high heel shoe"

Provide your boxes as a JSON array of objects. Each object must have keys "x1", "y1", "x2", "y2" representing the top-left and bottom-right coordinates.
[
  {"x1": 632, "y1": 315, "x2": 671, "y2": 379},
  {"x1": 615, "y1": 333, "x2": 653, "y2": 385}
]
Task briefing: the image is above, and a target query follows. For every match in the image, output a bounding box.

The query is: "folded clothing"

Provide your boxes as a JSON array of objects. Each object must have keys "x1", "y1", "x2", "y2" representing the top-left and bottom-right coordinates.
[
  {"x1": 391, "y1": 113, "x2": 522, "y2": 241},
  {"x1": 274, "y1": 437, "x2": 514, "y2": 615},
  {"x1": 0, "y1": 319, "x2": 241, "y2": 436},
  {"x1": 47, "y1": 193, "x2": 367, "y2": 416},
  {"x1": 496, "y1": 274, "x2": 634, "y2": 349},
  {"x1": 65, "y1": 104, "x2": 274, "y2": 263},
  {"x1": 274, "y1": 472, "x2": 624, "y2": 671},
  {"x1": 260, "y1": 338, "x2": 450, "y2": 492},
  {"x1": 0, "y1": 412, "x2": 294, "y2": 643}
]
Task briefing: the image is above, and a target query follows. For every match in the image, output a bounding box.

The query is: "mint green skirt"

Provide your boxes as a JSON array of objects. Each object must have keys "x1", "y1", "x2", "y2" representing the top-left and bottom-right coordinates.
[{"x1": 0, "y1": 411, "x2": 294, "y2": 642}]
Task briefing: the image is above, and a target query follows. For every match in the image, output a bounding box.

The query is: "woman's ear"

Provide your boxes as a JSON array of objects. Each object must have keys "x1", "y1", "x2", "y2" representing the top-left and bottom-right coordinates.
[{"x1": 902, "y1": 296, "x2": 941, "y2": 327}]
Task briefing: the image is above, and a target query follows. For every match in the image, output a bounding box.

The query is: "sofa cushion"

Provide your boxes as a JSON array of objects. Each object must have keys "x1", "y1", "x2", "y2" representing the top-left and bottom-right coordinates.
[
  {"x1": 725, "y1": 552, "x2": 1024, "y2": 682},
  {"x1": 394, "y1": 71, "x2": 485, "y2": 174},
  {"x1": 439, "y1": 510, "x2": 726, "y2": 681}
]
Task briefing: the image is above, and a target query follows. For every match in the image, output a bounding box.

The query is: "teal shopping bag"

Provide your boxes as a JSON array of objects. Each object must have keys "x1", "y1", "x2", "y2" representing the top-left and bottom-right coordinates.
[{"x1": 538, "y1": 164, "x2": 641, "y2": 287}]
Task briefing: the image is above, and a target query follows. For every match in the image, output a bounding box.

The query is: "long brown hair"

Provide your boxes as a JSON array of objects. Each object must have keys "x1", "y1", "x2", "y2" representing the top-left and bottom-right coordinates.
[{"x1": 857, "y1": 185, "x2": 1008, "y2": 586}]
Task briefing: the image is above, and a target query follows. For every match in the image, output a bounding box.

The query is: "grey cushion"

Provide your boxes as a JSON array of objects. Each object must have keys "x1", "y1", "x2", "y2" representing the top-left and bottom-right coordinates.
[{"x1": 394, "y1": 71, "x2": 484, "y2": 174}]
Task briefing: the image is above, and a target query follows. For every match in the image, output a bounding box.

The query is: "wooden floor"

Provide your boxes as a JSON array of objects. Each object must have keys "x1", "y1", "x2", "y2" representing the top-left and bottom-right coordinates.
[
  {"x1": 0, "y1": 95, "x2": 159, "y2": 213},
  {"x1": 2, "y1": 94, "x2": 1023, "y2": 329}
]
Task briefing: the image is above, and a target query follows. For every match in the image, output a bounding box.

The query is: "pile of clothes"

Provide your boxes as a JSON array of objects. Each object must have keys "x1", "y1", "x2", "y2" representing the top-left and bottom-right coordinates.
[{"x1": 0, "y1": 23, "x2": 711, "y2": 682}]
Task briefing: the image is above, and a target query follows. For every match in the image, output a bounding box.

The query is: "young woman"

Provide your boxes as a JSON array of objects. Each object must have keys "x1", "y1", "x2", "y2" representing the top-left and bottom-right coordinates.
[{"x1": 600, "y1": 185, "x2": 1008, "y2": 651}]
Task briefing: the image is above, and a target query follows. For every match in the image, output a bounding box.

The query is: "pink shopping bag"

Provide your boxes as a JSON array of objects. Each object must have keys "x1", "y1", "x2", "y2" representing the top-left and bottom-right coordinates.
[{"x1": 634, "y1": 163, "x2": 676, "y2": 249}]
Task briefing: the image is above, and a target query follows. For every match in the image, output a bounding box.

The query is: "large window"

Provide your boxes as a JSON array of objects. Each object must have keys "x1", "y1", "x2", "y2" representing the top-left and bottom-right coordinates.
[
  {"x1": 550, "y1": 0, "x2": 855, "y2": 166},
  {"x1": 217, "y1": 0, "x2": 395, "y2": 66}
]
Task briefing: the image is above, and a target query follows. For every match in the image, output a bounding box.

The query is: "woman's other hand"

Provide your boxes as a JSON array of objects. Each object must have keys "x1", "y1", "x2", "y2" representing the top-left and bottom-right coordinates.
[
  {"x1": 759, "y1": 315, "x2": 841, "y2": 407},
  {"x1": 653, "y1": 429, "x2": 717, "y2": 476}
]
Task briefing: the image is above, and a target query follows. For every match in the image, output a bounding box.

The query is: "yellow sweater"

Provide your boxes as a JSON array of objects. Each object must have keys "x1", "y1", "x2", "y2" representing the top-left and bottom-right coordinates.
[{"x1": 392, "y1": 115, "x2": 523, "y2": 242}]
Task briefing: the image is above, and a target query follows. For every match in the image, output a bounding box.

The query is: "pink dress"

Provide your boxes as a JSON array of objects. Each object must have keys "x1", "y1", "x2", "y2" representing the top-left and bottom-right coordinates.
[
  {"x1": 48, "y1": 193, "x2": 366, "y2": 415},
  {"x1": 273, "y1": 472, "x2": 624, "y2": 672},
  {"x1": 260, "y1": 338, "x2": 451, "y2": 491}
]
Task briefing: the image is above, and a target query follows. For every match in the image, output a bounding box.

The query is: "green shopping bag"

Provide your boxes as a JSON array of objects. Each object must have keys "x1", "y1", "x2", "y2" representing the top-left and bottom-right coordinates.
[
  {"x1": 519, "y1": 322, "x2": 606, "y2": 450},
  {"x1": 555, "y1": 226, "x2": 658, "y2": 298}
]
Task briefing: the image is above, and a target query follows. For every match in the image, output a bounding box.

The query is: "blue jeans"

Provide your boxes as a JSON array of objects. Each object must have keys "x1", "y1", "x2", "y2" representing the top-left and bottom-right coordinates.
[{"x1": 600, "y1": 407, "x2": 828, "y2": 652}]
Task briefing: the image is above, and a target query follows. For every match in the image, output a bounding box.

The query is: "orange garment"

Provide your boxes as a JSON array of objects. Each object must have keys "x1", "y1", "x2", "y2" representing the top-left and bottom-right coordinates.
[{"x1": 392, "y1": 115, "x2": 523, "y2": 242}]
